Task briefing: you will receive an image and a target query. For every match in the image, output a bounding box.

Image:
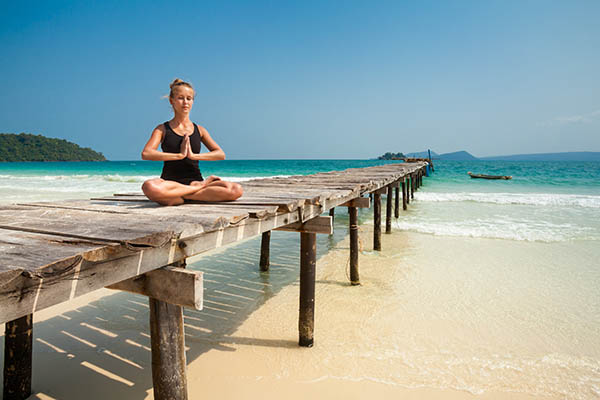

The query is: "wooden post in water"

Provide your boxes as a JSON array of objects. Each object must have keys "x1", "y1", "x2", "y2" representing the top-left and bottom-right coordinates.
[
  {"x1": 149, "y1": 259, "x2": 188, "y2": 400},
  {"x1": 329, "y1": 208, "x2": 335, "y2": 235},
  {"x1": 3, "y1": 314, "x2": 33, "y2": 400},
  {"x1": 299, "y1": 232, "x2": 316, "y2": 347},
  {"x1": 402, "y1": 179, "x2": 407, "y2": 210},
  {"x1": 259, "y1": 231, "x2": 271, "y2": 271},
  {"x1": 349, "y1": 206, "x2": 360, "y2": 285},
  {"x1": 406, "y1": 177, "x2": 411, "y2": 204},
  {"x1": 386, "y1": 185, "x2": 393, "y2": 234},
  {"x1": 411, "y1": 174, "x2": 415, "y2": 199},
  {"x1": 394, "y1": 185, "x2": 400, "y2": 218},
  {"x1": 373, "y1": 192, "x2": 382, "y2": 251}
]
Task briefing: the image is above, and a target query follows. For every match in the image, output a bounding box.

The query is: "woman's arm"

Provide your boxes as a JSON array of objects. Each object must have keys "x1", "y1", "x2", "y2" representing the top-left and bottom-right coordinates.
[
  {"x1": 187, "y1": 126, "x2": 226, "y2": 161},
  {"x1": 141, "y1": 125, "x2": 188, "y2": 161}
]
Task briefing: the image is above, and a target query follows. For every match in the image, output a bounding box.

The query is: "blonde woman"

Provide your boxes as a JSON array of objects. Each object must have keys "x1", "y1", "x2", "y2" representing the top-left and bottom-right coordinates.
[{"x1": 141, "y1": 79, "x2": 243, "y2": 206}]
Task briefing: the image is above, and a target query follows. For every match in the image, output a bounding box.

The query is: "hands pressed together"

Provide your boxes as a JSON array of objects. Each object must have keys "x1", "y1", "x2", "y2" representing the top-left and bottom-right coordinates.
[
  {"x1": 179, "y1": 135, "x2": 222, "y2": 187},
  {"x1": 179, "y1": 134, "x2": 194, "y2": 160}
]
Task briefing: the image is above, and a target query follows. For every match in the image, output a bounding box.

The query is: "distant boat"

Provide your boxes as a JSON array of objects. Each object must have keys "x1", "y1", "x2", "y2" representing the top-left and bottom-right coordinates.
[{"x1": 467, "y1": 172, "x2": 512, "y2": 180}]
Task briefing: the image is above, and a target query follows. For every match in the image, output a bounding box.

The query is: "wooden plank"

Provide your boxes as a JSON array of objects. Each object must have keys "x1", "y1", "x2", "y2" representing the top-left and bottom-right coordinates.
[
  {"x1": 339, "y1": 197, "x2": 370, "y2": 208},
  {"x1": 8, "y1": 203, "x2": 229, "y2": 235},
  {"x1": 91, "y1": 195, "x2": 301, "y2": 213},
  {"x1": 274, "y1": 216, "x2": 333, "y2": 235},
  {"x1": 107, "y1": 266, "x2": 203, "y2": 310}
]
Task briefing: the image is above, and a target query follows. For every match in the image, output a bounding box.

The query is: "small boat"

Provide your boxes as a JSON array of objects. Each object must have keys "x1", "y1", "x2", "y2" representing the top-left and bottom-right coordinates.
[{"x1": 467, "y1": 172, "x2": 512, "y2": 180}]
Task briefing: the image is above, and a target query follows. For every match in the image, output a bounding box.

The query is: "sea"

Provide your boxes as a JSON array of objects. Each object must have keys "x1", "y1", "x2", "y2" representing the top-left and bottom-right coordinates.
[{"x1": 1, "y1": 159, "x2": 599, "y2": 398}]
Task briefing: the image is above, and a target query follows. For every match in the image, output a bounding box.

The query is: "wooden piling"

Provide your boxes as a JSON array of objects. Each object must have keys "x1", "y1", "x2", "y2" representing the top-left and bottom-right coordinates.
[
  {"x1": 402, "y1": 179, "x2": 408, "y2": 209},
  {"x1": 406, "y1": 177, "x2": 411, "y2": 204},
  {"x1": 386, "y1": 185, "x2": 393, "y2": 234},
  {"x1": 411, "y1": 174, "x2": 415, "y2": 199},
  {"x1": 259, "y1": 231, "x2": 271, "y2": 271},
  {"x1": 349, "y1": 206, "x2": 359, "y2": 285},
  {"x1": 149, "y1": 275, "x2": 188, "y2": 400},
  {"x1": 3, "y1": 314, "x2": 33, "y2": 400},
  {"x1": 373, "y1": 192, "x2": 382, "y2": 251},
  {"x1": 394, "y1": 185, "x2": 400, "y2": 218},
  {"x1": 329, "y1": 208, "x2": 335, "y2": 235},
  {"x1": 299, "y1": 232, "x2": 316, "y2": 347}
]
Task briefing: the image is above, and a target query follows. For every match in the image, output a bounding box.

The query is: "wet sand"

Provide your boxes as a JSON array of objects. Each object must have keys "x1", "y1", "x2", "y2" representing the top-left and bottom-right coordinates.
[{"x1": 3, "y1": 221, "x2": 595, "y2": 399}]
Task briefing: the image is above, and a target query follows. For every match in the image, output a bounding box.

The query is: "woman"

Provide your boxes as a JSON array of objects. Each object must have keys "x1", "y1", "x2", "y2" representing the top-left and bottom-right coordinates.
[{"x1": 141, "y1": 79, "x2": 243, "y2": 206}]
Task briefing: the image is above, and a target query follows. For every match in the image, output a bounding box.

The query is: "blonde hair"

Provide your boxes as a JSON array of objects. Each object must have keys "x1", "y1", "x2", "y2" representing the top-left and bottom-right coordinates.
[{"x1": 169, "y1": 78, "x2": 194, "y2": 98}]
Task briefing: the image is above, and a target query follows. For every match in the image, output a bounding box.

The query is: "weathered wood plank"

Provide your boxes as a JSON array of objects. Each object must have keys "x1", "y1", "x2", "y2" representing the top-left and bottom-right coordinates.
[
  {"x1": 339, "y1": 197, "x2": 370, "y2": 208},
  {"x1": 275, "y1": 216, "x2": 333, "y2": 235},
  {"x1": 107, "y1": 266, "x2": 203, "y2": 310}
]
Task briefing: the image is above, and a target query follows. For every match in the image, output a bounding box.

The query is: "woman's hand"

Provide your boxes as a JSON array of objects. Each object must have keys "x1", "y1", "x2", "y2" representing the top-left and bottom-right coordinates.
[
  {"x1": 180, "y1": 135, "x2": 190, "y2": 159},
  {"x1": 186, "y1": 136, "x2": 196, "y2": 160},
  {"x1": 204, "y1": 175, "x2": 222, "y2": 185}
]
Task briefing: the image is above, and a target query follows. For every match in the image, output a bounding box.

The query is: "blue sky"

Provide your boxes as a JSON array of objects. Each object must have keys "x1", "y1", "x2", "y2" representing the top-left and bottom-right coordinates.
[{"x1": 1, "y1": 0, "x2": 598, "y2": 160}]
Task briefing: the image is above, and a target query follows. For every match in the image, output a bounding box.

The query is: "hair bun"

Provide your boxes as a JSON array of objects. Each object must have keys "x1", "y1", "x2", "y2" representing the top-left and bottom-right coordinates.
[{"x1": 170, "y1": 78, "x2": 184, "y2": 89}]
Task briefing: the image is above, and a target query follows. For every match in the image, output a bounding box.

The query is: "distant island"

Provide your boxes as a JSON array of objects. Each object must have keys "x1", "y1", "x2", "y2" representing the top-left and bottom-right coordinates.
[
  {"x1": 403, "y1": 150, "x2": 600, "y2": 162},
  {"x1": 0, "y1": 133, "x2": 106, "y2": 162},
  {"x1": 378, "y1": 152, "x2": 406, "y2": 160}
]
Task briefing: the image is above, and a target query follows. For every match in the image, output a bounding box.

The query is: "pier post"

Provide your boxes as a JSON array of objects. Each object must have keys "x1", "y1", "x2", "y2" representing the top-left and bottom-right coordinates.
[
  {"x1": 374, "y1": 192, "x2": 382, "y2": 251},
  {"x1": 149, "y1": 259, "x2": 188, "y2": 400},
  {"x1": 406, "y1": 177, "x2": 411, "y2": 204},
  {"x1": 299, "y1": 232, "x2": 316, "y2": 347},
  {"x1": 386, "y1": 185, "x2": 393, "y2": 234},
  {"x1": 259, "y1": 231, "x2": 271, "y2": 271},
  {"x1": 394, "y1": 185, "x2": 400, "y2": 218},
  {"x1": 349, "y1": 206, "x2": 359, "y2": 285},
  {"x1": 402, "y1": 179, "x2": 408, "y2": 209},
  {"x1": 411, "y1": 174, "x2": 415, "y2": 199},
  {"x1": 3, "y1": 314, "x2": 33, "y2": 400},
  {"x1": 329, "y1": 208, "x2": 335, "y2": 235}
]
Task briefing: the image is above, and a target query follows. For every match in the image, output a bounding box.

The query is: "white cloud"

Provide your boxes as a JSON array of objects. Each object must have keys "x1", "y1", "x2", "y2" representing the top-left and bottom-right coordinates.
[{"x1": 538, "y1": 108, "x2": 600, "y2": 127}]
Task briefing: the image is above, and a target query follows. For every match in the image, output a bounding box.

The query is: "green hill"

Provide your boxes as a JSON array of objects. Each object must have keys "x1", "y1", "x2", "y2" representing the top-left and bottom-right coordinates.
[{"x1": 0, "y1": 133, "x2": 106, "y2": 161}]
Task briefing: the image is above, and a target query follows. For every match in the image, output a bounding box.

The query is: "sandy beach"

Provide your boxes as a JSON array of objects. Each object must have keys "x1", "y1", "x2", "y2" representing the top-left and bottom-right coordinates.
[{"x1": 4, "y1": 217, "x2": 595, "y2": 399}]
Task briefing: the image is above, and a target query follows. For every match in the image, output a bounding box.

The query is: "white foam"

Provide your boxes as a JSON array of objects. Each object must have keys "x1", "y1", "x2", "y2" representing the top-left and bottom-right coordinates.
[
  {"x1": 392, "y1": 219, "x2": 598, "y2": 242},
  {"x1": 416, "y1": 192, "x2": 600, "y2": 209}
]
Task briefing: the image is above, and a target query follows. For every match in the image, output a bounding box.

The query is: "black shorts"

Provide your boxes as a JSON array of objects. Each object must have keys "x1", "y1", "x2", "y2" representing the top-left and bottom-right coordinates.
[{"x1": 161, "y1": 174, "x2": 204, "y2": 185}]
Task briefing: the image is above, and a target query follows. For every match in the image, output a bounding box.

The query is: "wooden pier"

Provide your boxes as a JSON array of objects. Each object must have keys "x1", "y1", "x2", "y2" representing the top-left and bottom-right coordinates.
[{"x1": 0, "y1": 161, "x2": 429, "y2": 399}]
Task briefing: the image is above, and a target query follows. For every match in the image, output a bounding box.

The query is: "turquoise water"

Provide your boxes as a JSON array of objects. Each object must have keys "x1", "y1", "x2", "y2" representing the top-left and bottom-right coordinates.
[{"x1": 2, "y1": 159, "x2": 598, "y2": 242}]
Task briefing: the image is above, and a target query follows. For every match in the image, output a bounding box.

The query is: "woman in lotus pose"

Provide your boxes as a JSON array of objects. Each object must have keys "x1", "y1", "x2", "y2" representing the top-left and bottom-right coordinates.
[{"x1": 141, "y1": 79, "x2": 243, "y2": 206}]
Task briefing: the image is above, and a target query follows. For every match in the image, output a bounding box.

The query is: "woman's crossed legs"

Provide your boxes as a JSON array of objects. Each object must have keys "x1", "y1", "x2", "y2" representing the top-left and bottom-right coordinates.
[{"x1": 142, "y1": 176, "x2": 243, "y2": 206}]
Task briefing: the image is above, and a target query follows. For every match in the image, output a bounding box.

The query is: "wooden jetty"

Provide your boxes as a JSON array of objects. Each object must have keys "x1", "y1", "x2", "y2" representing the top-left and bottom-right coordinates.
[{"x1": 1, "y1": 162, "x2": 429, "y2": 400}]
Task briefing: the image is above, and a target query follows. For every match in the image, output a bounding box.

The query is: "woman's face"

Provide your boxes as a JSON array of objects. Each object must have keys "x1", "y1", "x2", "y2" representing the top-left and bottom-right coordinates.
[{"x1": 170, "y1": 86, "x2": 195, "y2": 114}]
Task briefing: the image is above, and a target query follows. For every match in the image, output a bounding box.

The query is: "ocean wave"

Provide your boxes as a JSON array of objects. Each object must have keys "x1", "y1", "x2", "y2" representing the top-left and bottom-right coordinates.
[
  {"x1": 392, "y1": 219, "x2": 598, "y2": 242},
  {"x1": 415, "y1": 192, "x2": 600, "y2": 208}
]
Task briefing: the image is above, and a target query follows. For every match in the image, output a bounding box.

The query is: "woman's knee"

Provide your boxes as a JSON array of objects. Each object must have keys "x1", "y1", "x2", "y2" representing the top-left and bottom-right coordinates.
[
  {"x1": 229, "y1": 183, "x2": 243, "y2": 200},
  {"x1": 142, "y1": 179, "x2": 161, "y2": 197}
]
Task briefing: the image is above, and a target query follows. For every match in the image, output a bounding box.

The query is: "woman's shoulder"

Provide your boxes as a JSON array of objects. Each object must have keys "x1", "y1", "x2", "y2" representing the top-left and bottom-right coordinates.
[
  {"x1": 154, "y1": 122, "x2": 168, "y2": 132},
  {"x1": 193, "y1": 123, "x2": 207, "y2": 138}
]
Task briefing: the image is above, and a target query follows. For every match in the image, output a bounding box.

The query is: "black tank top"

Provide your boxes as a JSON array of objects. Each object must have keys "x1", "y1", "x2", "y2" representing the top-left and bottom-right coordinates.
[{"x1": 160, "y1": 122, "x2": 204, "y2": 184}]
